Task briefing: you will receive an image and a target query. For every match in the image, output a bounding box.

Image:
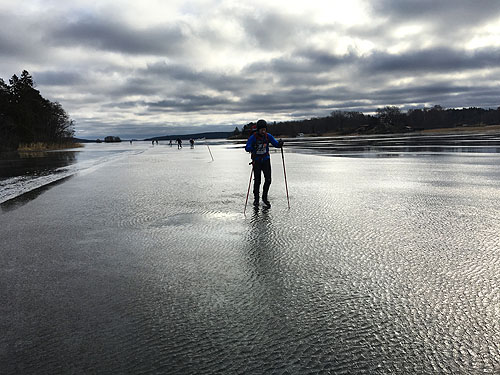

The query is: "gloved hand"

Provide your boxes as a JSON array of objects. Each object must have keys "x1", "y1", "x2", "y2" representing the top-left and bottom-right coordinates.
[{"x1": 278, "y1": 139, "x2": 284, "y2": 148}]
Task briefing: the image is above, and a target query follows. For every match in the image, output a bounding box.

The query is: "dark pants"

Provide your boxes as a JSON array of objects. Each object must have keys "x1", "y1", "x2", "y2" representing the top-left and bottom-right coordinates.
[{"x1": 253, "y1": 159, "x2": 271, "y2": 200}]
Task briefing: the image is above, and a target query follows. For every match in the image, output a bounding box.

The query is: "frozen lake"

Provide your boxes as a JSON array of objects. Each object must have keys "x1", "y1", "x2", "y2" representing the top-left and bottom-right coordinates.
[{"x1": 1, "y1": 136, "x2": 499, "y2": 374}]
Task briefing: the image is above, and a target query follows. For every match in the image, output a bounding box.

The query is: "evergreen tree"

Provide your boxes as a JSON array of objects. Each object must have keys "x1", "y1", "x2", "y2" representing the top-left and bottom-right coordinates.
[{"x1": 0, "y1": 70, "x2": 75, "y2": 151}]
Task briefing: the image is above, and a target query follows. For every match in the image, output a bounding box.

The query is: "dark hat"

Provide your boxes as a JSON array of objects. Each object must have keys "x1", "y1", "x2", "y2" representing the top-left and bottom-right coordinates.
[{"x1": 256, "y1": 119, "x2": 267, "y2": 130}]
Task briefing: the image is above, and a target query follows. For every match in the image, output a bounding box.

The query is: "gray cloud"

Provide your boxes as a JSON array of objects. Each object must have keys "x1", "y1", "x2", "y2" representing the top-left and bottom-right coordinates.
[
  {"x1": 371, "y1": 0, "x2": 500, "y2": 25},
  {"x1": 147, "y1": 94, "x2": 233, "y2": 112},
  {"x1": 240, "y1": 11, "x2": 307, "y2": 50},
  {"x1": 143, "y1": 62, "x2": 255, "y2": 93},
  {"x1": 361, "y1": 47, "x2": 500, "y2": 74},
  {"x1": 0, "y1": 13, "x2": 49, "y2": 63},
  {"x1": 368, "y1": 0, "x2": 500, "y2": 44},
  {"x1": 0, "y1": 34, "x2": 22, "y2": 57},
  {"x1": 246, "y1": 49, "x2": 352, "y2": 75},
  {"x1": 2, "y1": 1, "x2": 500, "y2": 138},
  {"x1": 35, "y1": 70, "x2": 87, "y2": 86},
  {"x1": 46, "y1": 15, "x2": 190, "y2": 55}
]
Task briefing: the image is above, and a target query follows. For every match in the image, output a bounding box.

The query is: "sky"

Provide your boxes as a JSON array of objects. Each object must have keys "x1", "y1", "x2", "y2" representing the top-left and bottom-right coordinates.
[{"x1": 1, "y1": 0, "x2": 500, "y2": 139}]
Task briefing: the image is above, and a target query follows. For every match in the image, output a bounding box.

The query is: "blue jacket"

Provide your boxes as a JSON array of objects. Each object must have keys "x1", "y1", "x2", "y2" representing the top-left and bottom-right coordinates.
[{"x1": 245, "y1": 132, "x2": 280, "y2": 162}]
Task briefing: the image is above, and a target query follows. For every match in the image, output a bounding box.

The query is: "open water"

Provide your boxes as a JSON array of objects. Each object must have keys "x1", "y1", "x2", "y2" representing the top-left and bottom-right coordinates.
[{"x1": 1, "y1": 133, "x2": 499, "y2": 374}]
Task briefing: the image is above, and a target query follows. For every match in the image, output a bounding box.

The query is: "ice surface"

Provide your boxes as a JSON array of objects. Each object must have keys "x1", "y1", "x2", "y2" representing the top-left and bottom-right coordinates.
[{"x1": 0, "y1": 138, "x2": 499, "y2": 374}]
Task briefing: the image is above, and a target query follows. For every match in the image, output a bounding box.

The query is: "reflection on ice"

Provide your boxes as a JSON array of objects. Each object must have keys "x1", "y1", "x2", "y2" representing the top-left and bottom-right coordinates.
[
  {"x1": 269, "y1": 131, "x2": 500, "y2": 157},
  {"x1": 1, "y1": 135, "x2": 500, "y2": 374},
  {"x1": 0, "y1": 144, "x2": 147, "y2": 204}
]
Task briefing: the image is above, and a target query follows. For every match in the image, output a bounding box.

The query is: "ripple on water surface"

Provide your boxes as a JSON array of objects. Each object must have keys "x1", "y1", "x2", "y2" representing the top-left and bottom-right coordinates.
[{"x1": 1, "y1": 146, "x2": 499, "y2": 374}]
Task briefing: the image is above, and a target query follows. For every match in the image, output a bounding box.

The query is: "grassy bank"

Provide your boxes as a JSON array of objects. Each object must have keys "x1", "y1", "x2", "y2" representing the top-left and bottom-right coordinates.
[{"x1": 17, "y1": 142, "x2": 84, "y2": 152}]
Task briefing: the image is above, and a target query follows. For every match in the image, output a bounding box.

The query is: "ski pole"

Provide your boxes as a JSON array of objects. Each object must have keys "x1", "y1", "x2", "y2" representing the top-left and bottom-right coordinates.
[
  {"x1": 203, "y1": 138, "x2": 214, "y2": 161},
  {"x1": 280, "y1": 143, "x2": 290, "y2": 209},
  {"x1": 207, "y1": 144, "x2": 214, "y2": 161},
  {"x1": 244, "y1": 162, "x2": 254, "y2": 215}
]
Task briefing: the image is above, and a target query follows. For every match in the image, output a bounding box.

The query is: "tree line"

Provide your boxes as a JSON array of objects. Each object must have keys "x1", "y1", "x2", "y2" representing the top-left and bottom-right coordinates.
[
  {"x1": 0, "y1": 70, "x2": 75, "y2": 151},
  {"x1": 239, "y1": 105, "x2": 500, "y2": 137}
]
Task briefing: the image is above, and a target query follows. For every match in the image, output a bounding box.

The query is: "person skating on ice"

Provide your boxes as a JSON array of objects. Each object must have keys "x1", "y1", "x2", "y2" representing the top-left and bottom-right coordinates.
[{"x1": 245, "y1": 119, "x2": 283, "y2": 208}]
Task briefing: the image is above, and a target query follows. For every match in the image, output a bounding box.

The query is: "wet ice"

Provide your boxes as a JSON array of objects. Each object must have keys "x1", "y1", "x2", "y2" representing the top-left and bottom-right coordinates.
[{"x1": 1, "y1": 137, "x2": 499, "y2": 374}]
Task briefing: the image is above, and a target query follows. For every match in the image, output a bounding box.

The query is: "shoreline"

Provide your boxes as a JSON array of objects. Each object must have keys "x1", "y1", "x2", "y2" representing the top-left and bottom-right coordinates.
[
  {"x1": 419, "y1": 124, "x2": 500, "y2": 134},
  {"x1": 231, "y1": 124, "x2": 500, "y2": 140},
  {"x1": 16, "y1": 142, "x2": 84, "y2": 152},
  {"x1": 291, "y1": 124, "x2": 500, "y2": 138}
]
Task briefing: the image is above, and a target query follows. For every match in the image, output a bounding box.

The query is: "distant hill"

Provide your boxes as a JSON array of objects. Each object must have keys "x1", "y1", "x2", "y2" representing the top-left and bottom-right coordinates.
[
  {"x1": 72, "y1": 137, "x2": 122, "y2": 143},
  {"x1": 72, "y1": 131, "x2": 234, "y2": 143},
  {"x1": 145, "y1": 131, "x2": 232, "y2": 141}
]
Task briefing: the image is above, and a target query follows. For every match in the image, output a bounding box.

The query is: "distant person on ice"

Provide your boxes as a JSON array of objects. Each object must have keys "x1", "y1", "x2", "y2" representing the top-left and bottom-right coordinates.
[
  {"x1": 189, "y1": 138, "x2": 195, "y2": 148},
  {"x1": 176, "y1": 138, "x2": 182, "y2": 149},
  {"x1": 245, "y1": 119, "x2": 283, "y2": 208}
]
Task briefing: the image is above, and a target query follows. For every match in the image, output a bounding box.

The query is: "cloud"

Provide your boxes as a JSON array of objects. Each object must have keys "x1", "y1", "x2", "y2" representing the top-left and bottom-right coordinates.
[
  {"x1": 361, "y1": 47, "x2": 500, "y2": 74},
  {"x1": 0, "y1": 34, "x2": 22, "y2": 57},
  {"x1": 142, "y1": 61, "x2": 255, "y2": 93},
  {"x1": 2, "y1": 0, "x2": 500, "y2": 138},
  {"x1": 239, "y1": 10, "x2": 308, "y2": 50},
  {"x1": 46, "y1": 15, "x2": 190, "y2": 56},
  {"x1": 35, "y1": 70, "x2": 86, "y2": 86},
  {"x1": 368, "y1": 0, "x2": 500, "y2": 46},
  {"x1": 246, "y1": 49, "x2": 352, "y2": 76},
  {"x1": 147, "y1": 95, "x2": 233, "y2": 113},
  {"x1": 371, "y1": 0, "x2": 500, "y2": 25}
]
